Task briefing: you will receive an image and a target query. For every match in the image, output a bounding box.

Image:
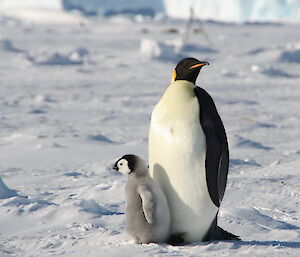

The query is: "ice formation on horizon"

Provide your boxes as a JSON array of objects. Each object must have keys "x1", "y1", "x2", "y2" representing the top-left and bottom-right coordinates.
[{"x1": 0, "y1": 0, "x2": 299, "y2": 22}]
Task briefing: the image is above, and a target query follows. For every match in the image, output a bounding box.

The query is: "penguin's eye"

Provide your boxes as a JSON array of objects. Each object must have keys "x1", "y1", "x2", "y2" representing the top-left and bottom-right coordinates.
[{"x1": 120, "y1": 163, "x2": 123, "y2": 166}]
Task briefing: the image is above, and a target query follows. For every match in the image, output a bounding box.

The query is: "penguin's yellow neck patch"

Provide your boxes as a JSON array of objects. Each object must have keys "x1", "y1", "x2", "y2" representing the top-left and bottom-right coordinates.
[{"x1": 171, "y1": 70, "x2": 177, "y2": 82}]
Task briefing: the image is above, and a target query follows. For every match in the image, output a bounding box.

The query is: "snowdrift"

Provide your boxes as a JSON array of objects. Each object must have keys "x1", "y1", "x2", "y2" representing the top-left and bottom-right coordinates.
[{"x1": 0, "y1": 177, "x2": 18, "y2": 199}]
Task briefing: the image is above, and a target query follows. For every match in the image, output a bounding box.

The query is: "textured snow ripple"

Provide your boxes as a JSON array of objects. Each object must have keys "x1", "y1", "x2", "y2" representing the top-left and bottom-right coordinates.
[
  {"x1": 0, "y1": 38, "x2": 24, "y2": 53},
  {"x1": 87, "y1": 134, "x2": 117, "y2": 144},
  {"x1": 78, "y1": 199, "x2": 123, "y2": 216},
  {"x1": 0, "y1": 177, "x2": 18, "y2": 199},
  {"x1": 233, "y1": 135, "x2": 273, "y2": 150},
  {"x1": 230, "y1": 158, "x2": 261, "y2": 167},
  {"x1": 262, "y1": 67, "x2": 298, "y2": 78},
  {"x1": 280, "y1": 46, "x2": 300, "y2": 63},
  {"x1": 27, "y1": 47, "x2": 90, "y2": 66},
  {"x1": 233, "y1": 207, "x2": 299, "y2": 231}
]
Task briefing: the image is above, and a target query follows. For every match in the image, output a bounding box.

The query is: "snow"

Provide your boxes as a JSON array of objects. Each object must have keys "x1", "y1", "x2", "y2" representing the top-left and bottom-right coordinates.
[
  {"x1": 27, "y1": 47, "x2": 90, "y2": 65},
  {"x1": 140, "y1": 38, "x2": 179, "y2": 61},
  {"x1": 280, "y1": 42, "x2": 300, "y2": 63},
  {"x1": 0, "y1": 177, "x2": 18, "y2": 199},
  {"x1": 0, "y1": 0, "x2": 85, "y2": 25},
  {"x1": 0, "y1": 9, "x2": 300, "y2": 257},
  {"x1": 0, "y1": 9, "x2": 87, "y2": 25},
  {"x1": 0, "y1": 0, "x2": 61, "y2": 10}
]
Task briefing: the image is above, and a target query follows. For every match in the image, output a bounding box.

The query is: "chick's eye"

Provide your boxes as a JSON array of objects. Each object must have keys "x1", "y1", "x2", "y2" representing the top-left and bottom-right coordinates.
[{"x1": 120, "y1": 163, "x2": 123, "y2": 166}]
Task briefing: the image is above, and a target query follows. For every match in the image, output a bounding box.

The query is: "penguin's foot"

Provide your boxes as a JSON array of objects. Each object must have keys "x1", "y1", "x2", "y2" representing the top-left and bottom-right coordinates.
[
  {"x1": 218, "y1": 226, "x2": 241, "y2": 241},
  {"x1": 204, "y1": 226, "x2": 240, "y2": 241},
  {"x1": 167, "y1": 233, "x2": 186, "y2": 246}
]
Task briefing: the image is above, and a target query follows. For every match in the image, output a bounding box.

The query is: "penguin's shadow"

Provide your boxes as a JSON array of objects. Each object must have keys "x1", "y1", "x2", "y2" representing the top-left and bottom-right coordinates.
[
  {"x1": 153, "y1": 163, "x2": 192, "y2": 215},
  {"x1": 216, "y1": 240, "x2": 300, "y2": 249},
  {"x1": 153, "y1": 164, "x2": 193, "y2": 237},
  {"x1": 190, "y1": 240, "x2": 300, "y2": 250}
]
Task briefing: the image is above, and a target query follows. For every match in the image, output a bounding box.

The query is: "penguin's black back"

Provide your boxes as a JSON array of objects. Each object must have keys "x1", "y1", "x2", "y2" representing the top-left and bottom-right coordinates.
[{"x1": 194, "y1": 86, "x2": 229, "y2": 208}]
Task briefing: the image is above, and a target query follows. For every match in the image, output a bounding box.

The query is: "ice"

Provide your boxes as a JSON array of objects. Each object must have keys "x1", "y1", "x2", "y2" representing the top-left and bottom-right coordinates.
[
  {"x1": 33, "y1": 0, "x2": 300, "y2": 22},
  {"x1": 163, "y1": 0, "x2": 300, "y2": 22},
  {"x1": 2, "y1": 0, "x2": 299, "y2": 23},
  {"x1": 62, "y1": 0, "x2": 164, "y2": 17}
]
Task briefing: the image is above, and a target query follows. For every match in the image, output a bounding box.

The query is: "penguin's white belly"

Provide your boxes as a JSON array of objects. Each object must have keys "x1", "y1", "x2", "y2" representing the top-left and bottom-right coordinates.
[{"x1": 149, "y1": 81, "x2": 218, "y2": 242}]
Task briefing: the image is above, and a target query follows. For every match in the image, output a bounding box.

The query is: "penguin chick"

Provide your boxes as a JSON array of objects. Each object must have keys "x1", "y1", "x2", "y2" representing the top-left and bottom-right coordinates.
[{"x1": 113, "y1": 154, "x2": 170, "y2": 244}]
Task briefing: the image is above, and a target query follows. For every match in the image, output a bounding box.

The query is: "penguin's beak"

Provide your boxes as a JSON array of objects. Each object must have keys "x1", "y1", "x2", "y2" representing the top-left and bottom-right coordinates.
[
  {"x1": 112, "y1": 163, "x2": 118, "y2": 171},
  {"x1": 189, "y1": 61, "x2": 209, "y2": 69}
]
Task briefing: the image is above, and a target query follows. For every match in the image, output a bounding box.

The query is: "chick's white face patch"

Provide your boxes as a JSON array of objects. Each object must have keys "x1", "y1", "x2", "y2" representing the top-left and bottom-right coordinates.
[{"x1": 117, "y1": 159, "x2": 131, "y2": 174}]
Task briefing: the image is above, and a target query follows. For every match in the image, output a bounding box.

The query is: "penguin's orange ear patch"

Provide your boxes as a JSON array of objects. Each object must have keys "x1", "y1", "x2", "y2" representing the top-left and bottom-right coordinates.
[{"x1": 171, "y1": 70, "x2": 177, "y2": 82}]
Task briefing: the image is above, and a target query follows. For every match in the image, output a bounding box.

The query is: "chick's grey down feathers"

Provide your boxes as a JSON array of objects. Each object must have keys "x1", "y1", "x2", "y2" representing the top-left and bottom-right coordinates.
[{"x1": 113, "y1": 155, "x2": 170, "y2": 244}]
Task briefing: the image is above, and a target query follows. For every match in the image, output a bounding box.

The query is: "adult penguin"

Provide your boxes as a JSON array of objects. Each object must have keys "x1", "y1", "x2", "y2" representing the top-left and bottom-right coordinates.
[{"x1": 148, "y1": 57, "x2": 239, "y2": 244}]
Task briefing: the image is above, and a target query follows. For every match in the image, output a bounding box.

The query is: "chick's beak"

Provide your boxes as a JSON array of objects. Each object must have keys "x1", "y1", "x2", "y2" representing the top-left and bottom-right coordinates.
[{"x1": 112, "y1": 163, "x2": 118, "y2": 171}]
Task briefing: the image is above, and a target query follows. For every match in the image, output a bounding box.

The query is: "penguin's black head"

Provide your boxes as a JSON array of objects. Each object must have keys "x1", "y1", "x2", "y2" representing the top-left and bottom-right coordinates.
[
  {"x1": 173, "y1": 57, "x2": 209, "y2": 84},
  {"x1": 113, "y1": 154, "x2": 137, "y2": 174},
  {"x1": 113, "y1": 154, "x2": 147, "y2": 176}
]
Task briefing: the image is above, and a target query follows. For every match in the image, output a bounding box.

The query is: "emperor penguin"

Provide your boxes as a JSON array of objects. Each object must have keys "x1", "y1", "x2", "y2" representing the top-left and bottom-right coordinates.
[
  {"x1": 148, "y1": 58, "x2": 239, "y2": 244},
  {"x1": 113, "y1": 154, "x2": 170, "y2": 244}
]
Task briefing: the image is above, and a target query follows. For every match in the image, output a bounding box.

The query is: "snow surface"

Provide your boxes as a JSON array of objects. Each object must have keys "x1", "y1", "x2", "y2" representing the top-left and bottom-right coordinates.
[{"x1": 0, "y1": 10, "x2": 300, "y2": 257}]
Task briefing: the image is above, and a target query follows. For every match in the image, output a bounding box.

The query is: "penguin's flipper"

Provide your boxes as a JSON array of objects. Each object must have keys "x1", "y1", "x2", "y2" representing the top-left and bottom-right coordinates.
[
  {"x1": 194, "y1": 86, "x2": 229, "y2": 207},
  {"x1": 137, "y1": 184, "x2": 155, "y2": 224}
]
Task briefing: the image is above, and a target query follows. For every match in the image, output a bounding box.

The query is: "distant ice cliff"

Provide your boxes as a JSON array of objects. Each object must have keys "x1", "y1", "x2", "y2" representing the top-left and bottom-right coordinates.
[{"x1": 0, "y1": 0, "x2": 299, "y2": 22}]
